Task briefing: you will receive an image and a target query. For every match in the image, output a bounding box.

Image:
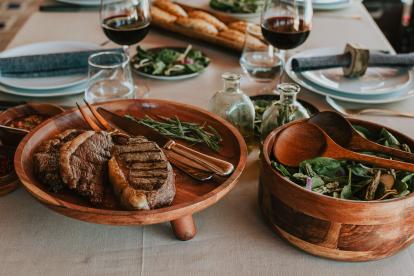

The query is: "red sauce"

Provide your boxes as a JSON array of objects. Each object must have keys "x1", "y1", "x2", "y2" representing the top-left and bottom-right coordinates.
[{"x1": 7, "y1": 114, "x2": 47, "y2": 131}]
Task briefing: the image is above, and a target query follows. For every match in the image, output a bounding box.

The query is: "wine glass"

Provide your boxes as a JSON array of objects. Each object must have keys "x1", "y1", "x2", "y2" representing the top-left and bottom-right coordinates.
[
  {"x1": 100, "y1": 0, "x2": 151, "y2": 55},
  {"x1": 240, "y1": 23, "x2": 284, "y2": 94},
  {"x1": 261, "y1": 0, "x2": 313, "y2": 63}
]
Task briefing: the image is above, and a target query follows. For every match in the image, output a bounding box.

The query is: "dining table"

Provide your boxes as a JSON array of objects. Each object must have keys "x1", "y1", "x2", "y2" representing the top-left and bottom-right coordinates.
[{"x1": 1, "y1": 0, "x2": 414, "y2": 275}]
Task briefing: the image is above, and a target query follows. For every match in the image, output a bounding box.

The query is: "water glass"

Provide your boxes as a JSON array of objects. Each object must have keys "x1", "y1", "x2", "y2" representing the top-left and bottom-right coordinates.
[
  {"x1": 240, "y1": 23, "x2": 284, "y2": 93},
  {"x1": 85, "y1": 51, "x2": 135, "y2": 103}
]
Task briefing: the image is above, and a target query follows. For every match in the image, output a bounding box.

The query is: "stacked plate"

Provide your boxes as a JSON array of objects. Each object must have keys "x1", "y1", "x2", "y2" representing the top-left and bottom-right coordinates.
[
  {"x1": 56, "y1": 0, "x2": 100, "y2": 6},
  {"x1": 296, "y1": 0, "x2": 359, "y2": 10},
  {"x1": 286, "y1": 48, "x2": 414, "y2": 104},
  {"x1": 0, "y1": 41, "x2": 98, "y2": 97}
]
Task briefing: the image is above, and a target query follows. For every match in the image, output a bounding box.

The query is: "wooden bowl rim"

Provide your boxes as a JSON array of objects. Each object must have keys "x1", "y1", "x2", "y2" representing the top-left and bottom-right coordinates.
[
  {"x1": 262, "y1": 117, "x2": 414, "y2": 206},
  {"x1": 0, "y1": 103, "x2": 65, "y2": 121},
  {"x1": 14, "y1": 99, "x2": 248, "y2": 221}
]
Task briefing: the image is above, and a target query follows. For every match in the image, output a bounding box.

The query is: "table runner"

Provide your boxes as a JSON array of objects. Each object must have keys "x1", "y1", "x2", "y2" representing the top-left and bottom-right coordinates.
[{"x1": 1, "y1": 1, "x2": 414, "y2": 275}]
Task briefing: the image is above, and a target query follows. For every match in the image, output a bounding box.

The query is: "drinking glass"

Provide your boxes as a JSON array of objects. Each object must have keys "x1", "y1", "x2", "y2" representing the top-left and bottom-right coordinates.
[
  {"x1": 240, "y1": 23, "x2": 284, "y2": 94},
  {"x1": 100, "y1": 0, "x2": 151, "y2": 55},
  {"x1": 85, "y1": 51, "x2": 135, "y2": 103},
  {"x1": 261, "y1": 0, "x2": 313, "y2": 63}
]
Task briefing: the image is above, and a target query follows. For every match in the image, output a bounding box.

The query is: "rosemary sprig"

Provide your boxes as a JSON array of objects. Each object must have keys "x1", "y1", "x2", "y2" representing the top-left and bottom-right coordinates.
[{"x1": 125, "y1": 115, "x2": 222, "y2": 152}]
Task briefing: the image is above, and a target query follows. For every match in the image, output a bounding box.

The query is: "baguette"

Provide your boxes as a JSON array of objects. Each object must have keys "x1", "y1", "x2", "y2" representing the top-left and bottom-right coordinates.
[
  {"x1": 153, "y1": 0, "x2": 188, "y2": 18},
  {"x1": 218, "y1": 29, "x2": 245, "y2": 45},
  {"x1": 176, "y1": 17, "x2": 219, "y2": 35},
  {"x1": 151, "y1": 6, "x2": 177, "y2": 24},
  {"x1": 228, "y1": 21, "x2": 263, "y2": 39},
  {"x1": 188, "y1": 11, "x2": 227, "y2": 31}
]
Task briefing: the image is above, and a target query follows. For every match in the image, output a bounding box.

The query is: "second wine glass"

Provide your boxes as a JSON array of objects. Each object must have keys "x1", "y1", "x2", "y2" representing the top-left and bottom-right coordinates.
[
  {"x1": 261, "y1": 0, "x2": 313, "y2": 62},
  {"x1": 101, "y1": 0, "x2": 151, "y2": 54}
]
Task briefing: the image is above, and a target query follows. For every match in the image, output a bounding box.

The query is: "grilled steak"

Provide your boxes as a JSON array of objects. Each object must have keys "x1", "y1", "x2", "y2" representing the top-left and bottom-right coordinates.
[
  {"x1": 33, "y1": 129, "x2": 85, "y2": 192},
  {"x1": 108, "y1": 136, "x2": 175, "y2": 210},
  {"x1": 60, "y1": 131, "x2": 113, "y2": 204}
]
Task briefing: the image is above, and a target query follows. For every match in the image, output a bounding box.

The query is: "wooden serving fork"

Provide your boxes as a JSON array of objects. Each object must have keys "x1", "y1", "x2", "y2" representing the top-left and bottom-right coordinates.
[{"x1": 77, "y1": 101, "x2": 214, "y2": 181}]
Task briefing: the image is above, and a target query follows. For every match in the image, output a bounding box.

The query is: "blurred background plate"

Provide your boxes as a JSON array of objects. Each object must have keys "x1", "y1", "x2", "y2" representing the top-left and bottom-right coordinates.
[
  {"x1": 299, "y1": 48, "x2": 412, "y2": 96},
  {"x1": 56, "y1": 0, "x2": 101, "y2": 6},
  {"x1": 0, "y1": 41, "x2": 98, "y2": 90},
  {"x1": 0, "y1": 81, "x2": 86, "y2": 98},
  {"x1": 285, "y1": 55, "x2": 414, "y2": 104}
]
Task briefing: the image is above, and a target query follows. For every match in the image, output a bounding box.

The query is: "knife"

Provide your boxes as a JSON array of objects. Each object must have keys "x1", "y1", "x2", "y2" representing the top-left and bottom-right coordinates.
[{"x1": 97, "y1": 107, "x2": 234, "y2": 176}]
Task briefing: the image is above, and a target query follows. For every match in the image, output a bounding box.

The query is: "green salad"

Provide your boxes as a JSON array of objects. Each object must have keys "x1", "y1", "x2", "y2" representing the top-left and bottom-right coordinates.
[
  {"x1": 210, "y1": 0, "x2": 263, "y2": 14},
  {"x1": 131, "y1": 45, "x2": 210, "y2": 77},
  {"x1": 272, "y1": 126, "x2": 414, "y2": 201}
]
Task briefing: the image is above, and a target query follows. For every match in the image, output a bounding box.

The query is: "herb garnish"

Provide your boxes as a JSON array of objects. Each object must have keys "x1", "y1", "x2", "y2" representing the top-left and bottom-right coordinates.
[
  {"x1": 272, "y1": 126, "x2": 414, "y2": 201},
  {"x1": 126, "y1": 115, "x2": 222, "y2": 152},
  {"x1": 210, "y1": 0, "x2": 263, "y2": 13}
]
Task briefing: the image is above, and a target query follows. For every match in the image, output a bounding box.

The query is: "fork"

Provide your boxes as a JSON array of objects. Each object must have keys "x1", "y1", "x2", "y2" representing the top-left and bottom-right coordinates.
[
  {"x1": 326, "y1": 96, "x2": 414, "y2": 118},
  {"x1": 76, "y1": 101, "x2": 214, "y2": 181}
]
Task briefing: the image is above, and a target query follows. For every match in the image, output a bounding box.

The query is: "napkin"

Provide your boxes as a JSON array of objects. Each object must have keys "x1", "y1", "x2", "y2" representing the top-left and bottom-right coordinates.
[
  {"x1": 0, "y1": 48, "x2": 123, "y2": 78},
  {"x1": 291, "y1": 52, "x2": 414, "y2": 72}
]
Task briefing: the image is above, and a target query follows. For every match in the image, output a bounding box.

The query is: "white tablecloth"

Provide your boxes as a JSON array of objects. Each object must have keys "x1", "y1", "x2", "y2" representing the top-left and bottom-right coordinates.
[{"x1": 1, "y1": 1, "x2": 414, "y2": 275}]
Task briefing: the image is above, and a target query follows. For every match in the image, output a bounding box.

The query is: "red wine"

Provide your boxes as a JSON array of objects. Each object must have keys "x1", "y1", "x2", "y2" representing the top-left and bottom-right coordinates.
[
  {"x1": 102, "y1": 15, "x2": 150, "y2": 46},
  {"x1": 261, "y1": 16, "x2": 310, "y2": 50}
]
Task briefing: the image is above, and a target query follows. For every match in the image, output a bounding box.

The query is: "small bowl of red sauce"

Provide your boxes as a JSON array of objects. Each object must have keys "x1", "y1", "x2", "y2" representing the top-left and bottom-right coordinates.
[{"x1": 0, "y1": 103, "x2": 64, "y2": 195}]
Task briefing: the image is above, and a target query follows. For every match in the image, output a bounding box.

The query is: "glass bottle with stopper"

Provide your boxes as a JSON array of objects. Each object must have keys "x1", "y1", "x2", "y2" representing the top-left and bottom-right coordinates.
[
  {"x1": 260, "y1": 83, "x2": 310, "y2": 139},
  {"x1": 209, "y1": 72, "x2": 255, "y2": 140}
]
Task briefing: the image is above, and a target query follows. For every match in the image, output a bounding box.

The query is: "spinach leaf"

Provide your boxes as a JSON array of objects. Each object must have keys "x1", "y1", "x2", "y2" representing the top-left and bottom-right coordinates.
[{"x1": 299, "y1": 157, "x2": 342, "y2": 178}]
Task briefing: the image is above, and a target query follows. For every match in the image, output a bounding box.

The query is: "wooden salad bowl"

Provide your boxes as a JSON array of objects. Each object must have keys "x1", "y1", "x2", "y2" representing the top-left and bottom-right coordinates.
[
  {"x1": 14, "y1": 99, "x2": 247, "y2": 241},
  {"x1": 260, "y1": 118, "x2": 414, "y2": 261},
  {"x1": 0, "y1": 103, "x2": 64, "y2": 196}
]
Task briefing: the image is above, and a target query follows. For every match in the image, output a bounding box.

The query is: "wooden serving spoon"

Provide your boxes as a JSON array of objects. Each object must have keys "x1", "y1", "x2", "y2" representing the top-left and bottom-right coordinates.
[
  {"x1": 273, "y1": 122, "x2": 414, "y2": 172},
  {"x1": 308, "y1": 111, "x2": 414, "y2": 162}
]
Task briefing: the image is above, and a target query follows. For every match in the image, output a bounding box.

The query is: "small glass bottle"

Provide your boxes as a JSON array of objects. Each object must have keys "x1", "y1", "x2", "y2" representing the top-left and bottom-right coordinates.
[
  {"x1": 260, "y1": 83, "x2": 310, "y2": 139},
  {"x1": 209, "y1": 72, "x2": 255, "y2": 140}
]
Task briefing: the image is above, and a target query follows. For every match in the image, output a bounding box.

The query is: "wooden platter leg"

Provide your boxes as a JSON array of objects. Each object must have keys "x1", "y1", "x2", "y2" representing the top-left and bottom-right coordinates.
[{"x1": 170, "y1": 215, "x2": 197, "y2": 241}]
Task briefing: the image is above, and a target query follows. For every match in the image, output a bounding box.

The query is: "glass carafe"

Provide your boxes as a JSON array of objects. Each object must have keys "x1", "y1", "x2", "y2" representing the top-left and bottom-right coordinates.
[
  {"x1": 209, "y1": 72, "x2": 255, "y2": 140},
  {"x1": 260, "y1": 83, "x2": 310, "y2": 139}
]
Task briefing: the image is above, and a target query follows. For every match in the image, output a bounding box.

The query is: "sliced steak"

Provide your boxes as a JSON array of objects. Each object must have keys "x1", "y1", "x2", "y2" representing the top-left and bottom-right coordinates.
[
  {"x1": 33, "y1": 129, "x2": 85, "y2": 192},
  {"x1": 108, "y1": 136, "x2": 175, "y2": 210},
  {"x1": 60, "y1": 131, "x2": 113, "y2": 204}
]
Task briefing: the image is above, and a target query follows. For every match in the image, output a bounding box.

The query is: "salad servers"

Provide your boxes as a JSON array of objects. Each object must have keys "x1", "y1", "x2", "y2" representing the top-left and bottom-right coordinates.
[
  {"x1": 273, "y1": 122, "x2": 414, "y2": 172},
  {"x1": 309, "y1": 111, "x2": 414, "y2": 162}
]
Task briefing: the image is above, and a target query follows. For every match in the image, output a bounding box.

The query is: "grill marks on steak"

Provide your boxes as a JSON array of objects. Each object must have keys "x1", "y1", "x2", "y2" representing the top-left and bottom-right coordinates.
[
  {"x1": 60, "y1": 131, "x2": 113, "y2": 204},
  {"x1": 109, "y1": 136, "x2": 175, "y2": 210},
  {"x1": 33, "y1": 129, "x2": 85, "y2": 192}
]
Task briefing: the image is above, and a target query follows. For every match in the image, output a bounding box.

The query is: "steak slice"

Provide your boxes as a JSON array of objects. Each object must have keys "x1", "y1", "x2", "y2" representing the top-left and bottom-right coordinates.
[
  {"x1": 33, "y1": 129, "x2": 85, "y2": 192},
  {"x1": 108, "y1": 136, "x2": 175, "y2": 210},
  {"x1": 60, "y1": 131, "x2": 113, "y2": 204}
]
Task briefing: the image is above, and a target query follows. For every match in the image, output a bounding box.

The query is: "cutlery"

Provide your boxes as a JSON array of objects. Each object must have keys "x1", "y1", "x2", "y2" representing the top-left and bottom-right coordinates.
[
  {"x1": 97, "y1": 107, "x2": 235, "y2": 176},
  {"x1": 309, "y1": 111, "x2": 414, "y2": 162},
  {"x1": 326, "y1": 96, "x2": 414, "y2": 118},
  {"x1": 77, "y1": 102, "x2": 214, "y2": 181},
  {"x1": 0, "y1": 124, "x2": 29, "y2": 135},
  {"x1": 273, "y1": 122, "x2": 414, "y2": 172}
]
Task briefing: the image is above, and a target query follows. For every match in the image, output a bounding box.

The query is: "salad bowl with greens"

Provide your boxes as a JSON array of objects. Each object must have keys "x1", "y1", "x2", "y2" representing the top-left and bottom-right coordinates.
[
  {"x1": 260, "y1": 118, "x2": 414, "y2": 261},
  {"x1": 131, "y1": 45, "x2": 210, "y2": 80}
]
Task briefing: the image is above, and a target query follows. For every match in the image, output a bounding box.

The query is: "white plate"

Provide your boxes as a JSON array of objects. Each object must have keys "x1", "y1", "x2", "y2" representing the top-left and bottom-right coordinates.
[
  {"x1": 56, "y1": 0, "x2": 100, "y2": 6},
  {"x1": 0, "y1": 41, "x2": 98, "y2": 90},
  {"x1": 0, "y1": 82, "x2": 86, "y2": 98},
  {"x1": 299, "y1": 48, "x2": 412, "y2": 95},
  {"x1": 296, "y1": 0, "x2": 360, "y2": 10},
  {"x1": 286, "y1": 54, "x2": 414, "y2": 104}
]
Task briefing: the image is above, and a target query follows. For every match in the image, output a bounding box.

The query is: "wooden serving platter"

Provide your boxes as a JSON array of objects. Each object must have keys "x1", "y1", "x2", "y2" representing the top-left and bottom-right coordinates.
[
  {"x1": 0, "y1": 103, "x2": 64, "y2": 196},
  {"x1": 152, "y1": 3, "x2": 255, "y2": 52},
  {"x1": 14, "y1": 99, "x2": 247, "y2": 240}
]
